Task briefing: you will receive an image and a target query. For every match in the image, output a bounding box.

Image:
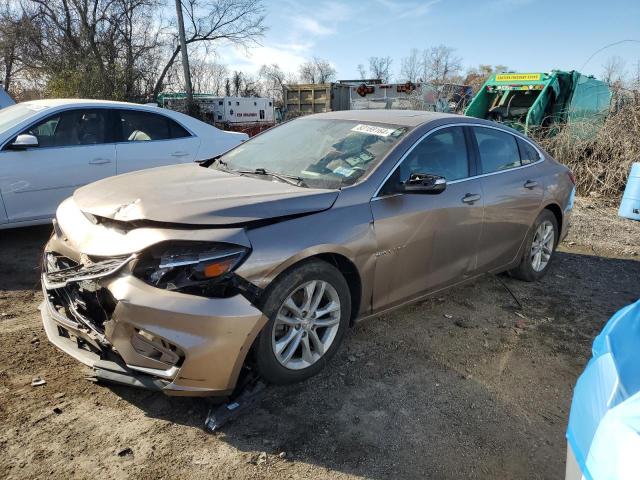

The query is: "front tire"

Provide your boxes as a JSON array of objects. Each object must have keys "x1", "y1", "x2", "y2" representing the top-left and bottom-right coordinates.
[
  {"x1": 510, "y1": 209, "x2": 558, "y2": 281},
  {"x1": 254, "y1": 259, "x2": 351, "y2": 385}
]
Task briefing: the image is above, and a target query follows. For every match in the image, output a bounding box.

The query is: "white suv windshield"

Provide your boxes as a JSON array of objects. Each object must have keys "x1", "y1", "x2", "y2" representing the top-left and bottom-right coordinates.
[
  {"x1": 216, "y1": 118, "x2": 408, "y2": 189},
  {"x1": 0, "y1": 103, "x2": 47, "y2": 133}
]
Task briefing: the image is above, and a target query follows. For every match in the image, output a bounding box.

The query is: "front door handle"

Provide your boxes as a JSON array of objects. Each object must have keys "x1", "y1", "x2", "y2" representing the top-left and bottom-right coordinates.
[
  {"x1": 524, "y1": 180, "x2": 539, "y2": 189},
  {"x1": 89, "y1": 158, "x2": 111, "y2": 165},
  {"x1": 170, "y1": 151, "x2": 190, "y2": 157},
  {"x1": 462, "y1": 193, "x2": 481, "y2": 204}
]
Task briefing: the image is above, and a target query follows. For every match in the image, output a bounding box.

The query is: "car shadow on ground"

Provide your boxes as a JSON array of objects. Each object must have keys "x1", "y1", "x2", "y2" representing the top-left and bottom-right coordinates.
[
  {"x1": 1, "y1": 226, "x2": 638, "y2": 477},
  {"x1": 103, "y1": 250, "x2": 640, "y2": 479},
  {"x1": 0, "y1": 224, "x2": 51, "y2": 291}
]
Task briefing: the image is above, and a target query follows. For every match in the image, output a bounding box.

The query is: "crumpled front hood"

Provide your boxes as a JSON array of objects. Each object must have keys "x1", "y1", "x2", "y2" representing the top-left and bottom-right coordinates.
[{"x1": 73, "y1": 163, "x2": 339, "y2": 226}]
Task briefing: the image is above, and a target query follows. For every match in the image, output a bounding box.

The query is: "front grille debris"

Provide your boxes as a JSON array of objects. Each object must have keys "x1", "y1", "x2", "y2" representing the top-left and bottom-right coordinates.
[{"x1": 43, "y1": 253, "x2": 134, "y2": 289}]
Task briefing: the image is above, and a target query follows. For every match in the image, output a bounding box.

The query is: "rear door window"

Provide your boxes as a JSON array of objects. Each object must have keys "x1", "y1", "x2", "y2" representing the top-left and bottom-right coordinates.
[
  {"x1": 472, "y1": 127, "x2": 521, "y2": 174},
  {"x1": 517, "y1": 138, "x2": 541, "y2": 165},
  {"x1": 117, "y1": 110, "x2": 191, "y2": 142}
]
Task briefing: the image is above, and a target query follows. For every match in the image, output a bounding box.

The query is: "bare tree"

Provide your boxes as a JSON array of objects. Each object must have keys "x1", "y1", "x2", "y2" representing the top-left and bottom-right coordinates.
[
  {"x1": 298, "y1": 57, "x2": 335, "y2": 84},
  {"x1": 231, "y1": 70, "x2": 242, "y2": 95},
  {"x1": 298, "y1": 61, "x2": 316, "y2": 83},
  {"x1": 189, "y1": 57, "x2": 228, "y2": 94},
  {"x1": 0, "y1": 3, "x2": 34, "y2": 92},
  {"x1": 259, "y1": 63, "x2": 288, "y2": 105},
  {"x1": 631, "y1": 60, "x2": 640, "y2": 91},
  {"x1": 601, "y1": 55, "x2": 627, "y2": 85},
  {"x1": 400, "y1": 49, "x2": 420, "y2": 83},
  {"x1": 314, "y1": 57, "x2": 336, "y2": 83},
  {"x1": 368, "y1": 56, "x2": 392, "y2": 83},
  {"x1": 115, "y1": 0, "x2": 165, "y2": 99},
  {"x1": 152, "y1": 0, "x2": 267, "y2": 100},
  {"x1": 422, "y1": 45, "x2": 462, "y2": 85},
  {"x1": 357, "y1": 63, "x2": 366, "y2": 80},
  {"x1": 16, "y1": 0, "x2": 165, "y2": 100},
  {"x1": 240, "y1": 73, "x2": 262, "y2": 96},
  {"x1": 464, "y1": 64, "x2": 507, "y2": 92}
]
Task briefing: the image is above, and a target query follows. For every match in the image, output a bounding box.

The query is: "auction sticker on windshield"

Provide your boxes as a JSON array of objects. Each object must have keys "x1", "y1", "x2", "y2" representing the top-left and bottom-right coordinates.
[{"x1": 351, "y1": 124, "x2": 396, "y2": 137}]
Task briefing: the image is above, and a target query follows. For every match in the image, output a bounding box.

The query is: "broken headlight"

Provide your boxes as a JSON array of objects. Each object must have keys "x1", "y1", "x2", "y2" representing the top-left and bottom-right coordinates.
[{"x1": 132, "y1": 242, "x2": 249, "y2": 293}]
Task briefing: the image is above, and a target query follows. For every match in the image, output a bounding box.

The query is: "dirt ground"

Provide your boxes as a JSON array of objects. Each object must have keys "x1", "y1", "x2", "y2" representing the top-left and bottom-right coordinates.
[{"x1": 1, "y1": 197, "x2": 638, "y2": 480}]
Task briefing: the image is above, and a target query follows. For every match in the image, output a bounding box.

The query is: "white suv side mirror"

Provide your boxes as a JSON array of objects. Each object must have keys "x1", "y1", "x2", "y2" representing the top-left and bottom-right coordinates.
[{"x1": 8, "y1": 134, "x2": 39, "y2": 149}]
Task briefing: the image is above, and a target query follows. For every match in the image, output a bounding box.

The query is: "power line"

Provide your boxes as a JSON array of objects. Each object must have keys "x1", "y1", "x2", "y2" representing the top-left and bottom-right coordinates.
[{"x1": 580, "y1": 39, "x2": 640, "y2": 71}]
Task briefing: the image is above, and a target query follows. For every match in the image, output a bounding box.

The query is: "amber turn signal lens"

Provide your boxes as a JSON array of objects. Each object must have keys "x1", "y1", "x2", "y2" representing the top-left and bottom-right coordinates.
[{"x1": 202, "y1": 258, "x2": 235, "y2": 278}]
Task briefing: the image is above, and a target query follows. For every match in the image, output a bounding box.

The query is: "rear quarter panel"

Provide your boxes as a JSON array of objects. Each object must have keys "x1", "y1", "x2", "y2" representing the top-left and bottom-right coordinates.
[{"x1": 539, "y1": 154, "x2": 574, "y2": 240}]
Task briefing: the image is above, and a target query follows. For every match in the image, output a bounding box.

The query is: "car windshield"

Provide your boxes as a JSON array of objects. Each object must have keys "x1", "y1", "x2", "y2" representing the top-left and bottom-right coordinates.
[
  {"x1": 214, "y1": 118, "x2": 409, "y2": 189},
  {"x1": 0, "y1": 103, "x2": 47, "y2": 133}
]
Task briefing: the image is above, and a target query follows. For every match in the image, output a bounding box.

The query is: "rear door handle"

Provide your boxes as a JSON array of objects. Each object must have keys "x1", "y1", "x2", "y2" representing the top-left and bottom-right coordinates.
[
  {"x1": 170, "y1": 151, "x2": 191, "y2": 157},
  {"x1": 89, "y1": 158, "x2": 111, "y2": 165},
  {"x1": 524, "y1": 180, "x2": 538, "y2": 189},
  {"x1": 462, "y1": 193, "x2": 481, "y2": 204}
]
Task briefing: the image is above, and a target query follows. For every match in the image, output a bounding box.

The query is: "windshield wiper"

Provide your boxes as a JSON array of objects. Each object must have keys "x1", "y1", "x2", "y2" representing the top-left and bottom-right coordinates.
[
  {"x1": 207, "y1": 156, "x2": 234, "y2": 173},
  {"x1": 236, "y1": 168, "x2": 307, "y2": 187},
  {"x1": 201, "y1": 155, "x2": 224, "y2": 168}
]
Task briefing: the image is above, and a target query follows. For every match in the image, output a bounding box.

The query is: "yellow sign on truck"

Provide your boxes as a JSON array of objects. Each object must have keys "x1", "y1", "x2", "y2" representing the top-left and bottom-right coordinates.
[{"x1": 495, "y1": 73, "x2": 542, "y2": 82}]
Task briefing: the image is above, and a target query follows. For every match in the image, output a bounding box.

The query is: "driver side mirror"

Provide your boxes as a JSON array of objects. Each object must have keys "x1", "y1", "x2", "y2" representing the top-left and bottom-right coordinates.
[
  {"x1": 402, "y1": 173, "x2": 447, "y2": 194},
  {"x1": 7, "y1": 134, "x2": 39, "y2": 150}
]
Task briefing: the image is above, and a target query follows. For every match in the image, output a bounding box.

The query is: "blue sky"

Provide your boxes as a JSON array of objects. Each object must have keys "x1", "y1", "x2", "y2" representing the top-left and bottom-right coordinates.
[{"x1": 219, "y1": 0, "x2": 640, "y2": 81}]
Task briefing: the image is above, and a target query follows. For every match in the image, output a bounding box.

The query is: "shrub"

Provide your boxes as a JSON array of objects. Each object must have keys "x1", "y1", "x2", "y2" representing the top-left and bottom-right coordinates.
[{"x1": 532, "y1": 102, "x2": 640, "y2": 198}]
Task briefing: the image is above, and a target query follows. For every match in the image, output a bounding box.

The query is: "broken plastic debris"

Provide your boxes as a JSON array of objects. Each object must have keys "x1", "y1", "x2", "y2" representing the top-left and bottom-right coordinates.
[
  {"x1": 117, "y1": 447, "x2": 133, "y2": 457},
  {"x1": 31, "y1": 377, "x2": 46, "y2": 386},
  {"x1": 204, "y1": 380, "x2": 266, "y2": 432}
]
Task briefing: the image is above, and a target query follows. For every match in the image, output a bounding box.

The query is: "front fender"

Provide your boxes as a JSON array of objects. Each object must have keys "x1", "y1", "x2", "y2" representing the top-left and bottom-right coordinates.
[{"x1": 236, "y1": 204, "x2": 377, "y2": 318}]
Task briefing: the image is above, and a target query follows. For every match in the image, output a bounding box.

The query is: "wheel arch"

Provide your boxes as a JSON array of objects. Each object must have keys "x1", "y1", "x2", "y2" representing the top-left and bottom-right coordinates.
[
  {"x1": 259, "y1": 248, "x2": 363, "y2": 326},
  {"x1": 542, "y1": 202, "x2": 563, "y2": 245},
  {"x1": 312, "y1": 252, "x2": 362, "y2": 325}
]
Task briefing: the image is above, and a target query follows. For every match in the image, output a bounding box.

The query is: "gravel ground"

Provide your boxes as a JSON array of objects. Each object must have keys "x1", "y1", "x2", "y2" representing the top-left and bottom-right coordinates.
[{"x1": 0, "y1": 198, "x2": 638, "y2": 479}]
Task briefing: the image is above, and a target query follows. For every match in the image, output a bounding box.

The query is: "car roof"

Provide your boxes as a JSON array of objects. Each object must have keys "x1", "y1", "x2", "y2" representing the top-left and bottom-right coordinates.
[
  {"x1": 21, "y1": 98, "x2": 162, "y2": 111},
  {"x1": 306, "y1": 109, "x2": 460, "y2": 127}
]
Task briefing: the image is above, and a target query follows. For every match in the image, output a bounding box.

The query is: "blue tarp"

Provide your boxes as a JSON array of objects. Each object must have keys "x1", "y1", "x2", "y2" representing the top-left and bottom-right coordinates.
[{"x1": 567, "y1": 299, "x2": 640, "y2": 480}]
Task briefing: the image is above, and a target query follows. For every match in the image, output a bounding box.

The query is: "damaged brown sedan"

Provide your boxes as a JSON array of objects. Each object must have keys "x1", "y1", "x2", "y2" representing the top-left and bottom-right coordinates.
[{"x1": 41, "y1": 110, "x2": 575, "y2": 396}]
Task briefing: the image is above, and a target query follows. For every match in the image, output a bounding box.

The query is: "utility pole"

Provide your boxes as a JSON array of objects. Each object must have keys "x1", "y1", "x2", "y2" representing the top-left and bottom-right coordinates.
[{"x1": 174, "y1": 0, "x2": 195, "y2": 116}]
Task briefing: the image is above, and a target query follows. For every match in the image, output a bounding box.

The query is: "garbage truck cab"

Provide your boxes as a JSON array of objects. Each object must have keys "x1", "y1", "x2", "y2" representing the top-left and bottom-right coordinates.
[{"x1": 465, "y1": 71, "x2": 611, "y2": 136}]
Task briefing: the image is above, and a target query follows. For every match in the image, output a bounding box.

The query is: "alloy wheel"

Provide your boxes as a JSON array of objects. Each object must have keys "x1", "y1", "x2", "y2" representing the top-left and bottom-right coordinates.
[
  {"x1": 271, "y1": 280, "x2": 341, "y2": 370},
  {"x1": 530, "y1": 220, "x2": 555, "y2": 272}
]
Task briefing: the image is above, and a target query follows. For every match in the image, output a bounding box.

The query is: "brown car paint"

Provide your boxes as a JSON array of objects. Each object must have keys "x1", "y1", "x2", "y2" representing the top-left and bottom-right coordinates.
[{"x1": 40, "y1": 110, "x2": 574, "y2": 396}]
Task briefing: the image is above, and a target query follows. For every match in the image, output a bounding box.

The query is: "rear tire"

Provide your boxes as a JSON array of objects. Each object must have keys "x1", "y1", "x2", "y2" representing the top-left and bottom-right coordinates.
[
  {"x1": 254, "y1": 259, "x2": 351, "y2": 385},
  {"x1": 510, "y1": 209, "x2": 558, "y2": 282}
]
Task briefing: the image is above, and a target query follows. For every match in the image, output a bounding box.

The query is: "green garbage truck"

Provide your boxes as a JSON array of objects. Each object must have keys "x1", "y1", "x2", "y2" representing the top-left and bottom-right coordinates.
[{"x1": 465, "y1": 71, "x2": 612, "y2": 136}]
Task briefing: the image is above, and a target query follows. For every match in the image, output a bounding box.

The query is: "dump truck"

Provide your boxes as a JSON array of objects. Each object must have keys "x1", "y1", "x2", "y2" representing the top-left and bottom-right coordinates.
[
  {"x1": 465, "y1": 71, "x2": 612, "y2": 135},
  {"x1": 282, "y1": 83, "x2": 351, "y2": 118}
]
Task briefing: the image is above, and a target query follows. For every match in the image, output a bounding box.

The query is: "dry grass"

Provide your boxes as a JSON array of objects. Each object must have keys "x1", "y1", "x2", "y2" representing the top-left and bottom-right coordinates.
[{"x1": 532, "y1": 103, "x2": 640, "y2": 198}]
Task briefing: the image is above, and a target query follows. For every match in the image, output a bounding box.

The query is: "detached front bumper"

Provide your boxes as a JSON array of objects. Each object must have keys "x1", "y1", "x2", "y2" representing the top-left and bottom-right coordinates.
[{"x1": 41, "y1": 254, "x2": 267, "y2": 397}]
